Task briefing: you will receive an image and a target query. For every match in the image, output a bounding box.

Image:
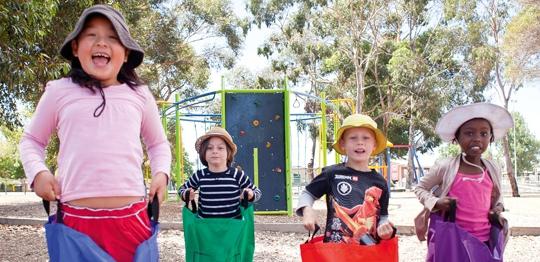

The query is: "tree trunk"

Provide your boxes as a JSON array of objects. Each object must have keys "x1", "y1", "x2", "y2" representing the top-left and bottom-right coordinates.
[
  {"x1": 502, "y1": 135, "x2": 520, "y2": 197},
  {"x1": 356, "y1": 69, "x2": 364, "y2": 113},
  {"x1": 406, "y1": 119, "x2": 415, "y2": 190},
  {"x1": 353, "y1": 49, "x2": 365, "y2": 113},
  {"x1": 307, "y1": 125, "x2": 318, "y2": 181}
]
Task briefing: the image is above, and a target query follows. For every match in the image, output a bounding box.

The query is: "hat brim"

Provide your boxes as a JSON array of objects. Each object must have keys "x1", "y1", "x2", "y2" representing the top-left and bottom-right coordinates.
[
  {"x1": 60, "y1": 5, "x2": 144, "y2": 69},
  {"x1": 195, "y1": 133, "x2": 238, "y2": 157},
  {"x1": 435, "y1": 103, "x2": 514, "y2": 142},
  {"x1": 332, "y1": 125, "x2": 387, "y2": 156}
]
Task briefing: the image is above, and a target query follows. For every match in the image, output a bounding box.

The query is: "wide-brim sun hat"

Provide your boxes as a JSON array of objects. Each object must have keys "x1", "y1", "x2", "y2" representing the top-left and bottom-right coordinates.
[
  {"x1": 195, "y1": 126, "x2": 238, "y2": 156},
  {"x1": 332, "y1": 114, "x2": 388, "y2": 156},
  {"x1": 435, "y1": 102, "x2": 514, "y2": 142},
  {"x1": 60, "y1": 4, "x2": 144, "y2": 69}
]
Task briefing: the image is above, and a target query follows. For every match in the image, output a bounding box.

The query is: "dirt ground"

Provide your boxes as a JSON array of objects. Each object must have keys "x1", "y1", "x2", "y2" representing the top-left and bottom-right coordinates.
[
  {"x1": 1, "y1": 200, "x2": 540, "y2": 261},
  {"x1": 1, "y1": 224, "x2": 539, "y2": 261}
]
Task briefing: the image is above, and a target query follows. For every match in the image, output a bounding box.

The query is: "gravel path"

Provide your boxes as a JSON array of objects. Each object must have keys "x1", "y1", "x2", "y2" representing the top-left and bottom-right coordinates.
[
  {"x1": 1, "y1": 224, "x2": 539, "y2": 261},
  {"x1": 2, "y1": 192, "x2": 540, "y2": 261}
]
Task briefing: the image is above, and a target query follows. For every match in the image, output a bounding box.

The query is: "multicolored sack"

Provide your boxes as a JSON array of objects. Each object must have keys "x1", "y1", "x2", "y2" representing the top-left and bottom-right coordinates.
[{"x1": 43, "y1": 197, "x2": 160, "y2": 262}]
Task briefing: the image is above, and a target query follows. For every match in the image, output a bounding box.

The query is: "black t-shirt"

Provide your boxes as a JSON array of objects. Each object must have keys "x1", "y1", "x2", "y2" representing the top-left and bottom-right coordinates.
[{"x1": 305, "y1": 163, "x2": 389, "y2": 244}]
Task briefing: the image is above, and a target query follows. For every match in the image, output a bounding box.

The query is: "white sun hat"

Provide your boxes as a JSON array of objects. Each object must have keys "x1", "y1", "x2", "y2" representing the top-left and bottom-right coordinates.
[{"x1": 435, "y1": 102, "x2": 514, "y2": 142}]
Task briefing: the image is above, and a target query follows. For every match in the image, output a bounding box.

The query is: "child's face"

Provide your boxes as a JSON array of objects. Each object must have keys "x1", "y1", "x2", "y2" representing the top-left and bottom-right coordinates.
[
  {"x1": 71, "y1": 15, "x2": 128, "y2": 86},
  {"x1": 456, "y1": 118, "x2": 492, "y2": 157},
  {"x1": 339, "y1": 127, "x2": 376, "y2": 164},
  {"x1": 205, "y1": 137, "x2": 229, "y2": 168}
]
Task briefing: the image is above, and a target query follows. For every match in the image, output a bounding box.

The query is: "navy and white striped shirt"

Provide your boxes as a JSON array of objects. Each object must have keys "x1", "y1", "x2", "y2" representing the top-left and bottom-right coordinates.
[{"x1": 178, "y1": 167, "x2": 262, "y2": 218}]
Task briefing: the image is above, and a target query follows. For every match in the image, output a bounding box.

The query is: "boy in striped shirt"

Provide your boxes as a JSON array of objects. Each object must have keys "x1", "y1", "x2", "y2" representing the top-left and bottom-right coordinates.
[{"x1": 179, "y1": 126, "x2": 261, "y2": 218}]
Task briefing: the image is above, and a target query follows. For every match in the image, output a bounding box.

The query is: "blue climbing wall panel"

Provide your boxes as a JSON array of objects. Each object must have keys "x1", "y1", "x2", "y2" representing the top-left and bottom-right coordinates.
[{"x1": 224, "y1": 92, "x2": 287, "y2": 212}]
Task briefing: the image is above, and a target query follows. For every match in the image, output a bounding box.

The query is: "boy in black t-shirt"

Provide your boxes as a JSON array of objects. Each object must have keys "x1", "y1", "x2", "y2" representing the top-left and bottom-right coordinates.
[{"x1": 296, "y1": 114, "x2": 395, "y2": 244}]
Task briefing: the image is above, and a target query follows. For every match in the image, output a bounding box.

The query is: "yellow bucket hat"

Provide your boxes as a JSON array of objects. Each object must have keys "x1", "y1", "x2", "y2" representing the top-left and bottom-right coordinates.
[
  {"x1": 195, "y1": 126, "x2": 237, "y2": 156},
  {"x1": 332, "y1": 114, "x2": 387, "y2": 156}
]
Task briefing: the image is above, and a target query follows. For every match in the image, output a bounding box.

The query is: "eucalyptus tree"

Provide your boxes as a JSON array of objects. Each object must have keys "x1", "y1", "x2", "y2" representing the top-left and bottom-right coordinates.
[
  {"x1": 480, "y1": 0, "x2": 521, "y2": 196},
  {"x1": 137, "y1": 0, "x2": 249, "y2": 101},
  {"x1": 1, "y1": 0, "x2": 247, "y2": 128},
  {"x1": 503, "y1": 0, "x2": 540, "y2": 82},
  {"x1": 504, "y1": 112, "x2": 540, "y2": 175},
  {"x1": 248, "y1": 0, "x2": 337, "y2": 178},
  {"x1": 0, "y1": 0, "x2": 60, "y2": 129},
  {"x1": 385, "y1": 0, "x2": 471, "y2": 188}
]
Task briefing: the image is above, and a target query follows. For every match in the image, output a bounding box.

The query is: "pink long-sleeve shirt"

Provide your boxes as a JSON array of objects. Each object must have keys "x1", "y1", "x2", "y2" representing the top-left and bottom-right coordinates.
[{"x1": 19, "y1": 77, "x2": 171, "y2": 202}]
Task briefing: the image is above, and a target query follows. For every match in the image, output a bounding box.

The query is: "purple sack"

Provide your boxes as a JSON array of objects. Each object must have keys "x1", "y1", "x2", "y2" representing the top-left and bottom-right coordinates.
[{"x1": 426, "y1": 211, "x2": 505, "y2": 262}]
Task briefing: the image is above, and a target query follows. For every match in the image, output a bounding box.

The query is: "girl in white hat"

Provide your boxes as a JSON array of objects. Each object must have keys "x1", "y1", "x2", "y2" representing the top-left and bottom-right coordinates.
[{"x1": 414, "y1": 102, "x2": 513, "y2": 260}]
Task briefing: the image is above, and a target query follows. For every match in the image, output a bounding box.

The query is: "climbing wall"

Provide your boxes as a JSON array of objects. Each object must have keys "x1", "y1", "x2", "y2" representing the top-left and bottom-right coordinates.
[{"x1": 224, "y1": 92, "x2": 288, "y2": 212}]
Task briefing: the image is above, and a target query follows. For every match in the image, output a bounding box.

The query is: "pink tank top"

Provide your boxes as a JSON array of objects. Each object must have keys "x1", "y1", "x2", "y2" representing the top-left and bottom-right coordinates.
[{"x1": 448, "y1": 170, "x2": 493, "y2": 241}]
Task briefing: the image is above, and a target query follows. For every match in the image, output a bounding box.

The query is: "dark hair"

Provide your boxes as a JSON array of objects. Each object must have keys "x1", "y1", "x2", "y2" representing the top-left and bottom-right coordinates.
[
  {"x1": 453, "y1": 118, "x2": 495, "y2": 143},
  {"x1": 198, "y1": 137, "x2": 234, "y2": 167},
  {"x1": 67, "y1": 13, "x2": 143, "y2": 117}
]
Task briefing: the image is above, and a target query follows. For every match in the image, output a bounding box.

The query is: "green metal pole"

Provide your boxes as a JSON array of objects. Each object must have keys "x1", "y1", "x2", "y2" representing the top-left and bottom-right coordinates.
[
  {"x1": 160, "y1": 103, "x2": 168, "y2": 201},
  {"x1": 253, "y1": 148, "x2": 259, "y2": 188},
  {"x1": 221, "y1": 76, "x2": 226, "y2": 127},
  {"x1": 175, "y1": 93, "x2": 182, "y2": 184},
  {"x1": 284, "y1": 77, "x2": 293, "y2": 216},
  {"x1": 321, "y1": 92, "x2": 327, "y2": 167},
  {"x1": 161, "y1": 104, "x2": 167, "y2": 130},
  {"x1": 334, "y1": 113, "x2": 341, "y2": 164}
]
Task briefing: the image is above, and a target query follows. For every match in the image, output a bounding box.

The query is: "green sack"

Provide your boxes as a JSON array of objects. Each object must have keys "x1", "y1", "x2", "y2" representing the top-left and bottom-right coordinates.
[{"x1": 183, "y1": 203, "x2": 255, "y2": 262}]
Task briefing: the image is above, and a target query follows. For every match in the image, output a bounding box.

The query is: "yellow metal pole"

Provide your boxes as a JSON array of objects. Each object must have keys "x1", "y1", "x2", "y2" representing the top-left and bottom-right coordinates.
[{"x1": 321, "y1": 92, "x2": 327, "y2": 167}]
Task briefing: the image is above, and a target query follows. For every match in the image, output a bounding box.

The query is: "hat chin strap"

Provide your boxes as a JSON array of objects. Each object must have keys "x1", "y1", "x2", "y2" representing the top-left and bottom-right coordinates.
[
  {"x1": 460, "y1": 152, "x2": 484, "y2": 172},
  {"x1": 460, "y1": 152, "x2": 486, "y2": 182}
]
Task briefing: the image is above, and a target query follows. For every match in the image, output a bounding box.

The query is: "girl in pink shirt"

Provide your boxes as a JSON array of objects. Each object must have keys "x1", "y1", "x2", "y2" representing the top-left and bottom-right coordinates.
[
  {"x1": 414, "y1": 103, "x2": 513, "y2": 260},
  {"x1": 19, "y1": 5, "x2": 171, "y2": 261}
]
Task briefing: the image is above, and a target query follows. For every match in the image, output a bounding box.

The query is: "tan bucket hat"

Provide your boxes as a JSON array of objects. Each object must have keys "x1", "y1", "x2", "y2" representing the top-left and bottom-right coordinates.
[
  {"x1": 333, "y1": 114, "x2": 387, "y2": 156},
  {"x1": 435, "y1": 102, "x2": 514, "y2": 142},
  {"x1": 60, "y1": 4, "x2": 144, "y2": 69},
  {"x1": 195, "y1": 126, "x2": 237, "y2": 156}
]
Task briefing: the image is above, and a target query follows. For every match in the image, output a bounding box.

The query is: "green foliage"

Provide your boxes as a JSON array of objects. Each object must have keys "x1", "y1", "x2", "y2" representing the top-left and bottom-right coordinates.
[
  {"x1": 0, "y1": 126, "x2": 24, "y2": 179},
  {"x1": 225, "y1": 66, "x2": 283, "y2": 90},
  {"x1": 139, "y1": 0, "x2": 248, "y2": 100},
  {"x1": 162, "y1": 116, "x2": 195, "y2": 187},
  {"x1": 1, "y1": 0, "x2": 247, "y2": 130},
  {"x1": 246, "y1": 0, "x2": 491, "y2": 158},
  {"x1": 503, "y1": 4, "x2": 540, "y2": 81},
  {"x1": 437, "y1": 143, "x2": 461, "y2": 159},
  {"x1": 0, "y1": 0, "x2": 63, "y2": 128},
  {"x1": 505, "y1": 112, "x2": 540, "y2": 173},
  {"x1": 2, "y1": 0, "x2": 248, "y2": 179}
]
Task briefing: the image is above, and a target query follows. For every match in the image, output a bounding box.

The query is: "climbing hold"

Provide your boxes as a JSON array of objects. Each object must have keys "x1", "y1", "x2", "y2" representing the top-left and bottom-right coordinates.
[
  {"x1": 252, "y1": 119, "x2": 260, "y2": 127},
  {"x1": 273, "y1": 195, "x2": 281, "y2": 201},
  {"x1": 266, "y1": 142, "x2": 272, "y2": 148},
  {"x1": 274, "y1": 114, "x2": 281, "y2": 120},
  {"x1": 240, "y1": 130, "x2": 246, "y2": 136}
]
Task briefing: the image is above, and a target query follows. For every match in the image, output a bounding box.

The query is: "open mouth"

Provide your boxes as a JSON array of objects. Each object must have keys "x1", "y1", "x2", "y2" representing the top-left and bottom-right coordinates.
[
  {"x1": 354, "y1": 149, "x2": 366, "y2": 154},
  {"x1": 92, "y1": 52, "x2": 111, "y2": 66},
  {"x1": 470, "y1": 145, "x2": 482, "y2": 151}
]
